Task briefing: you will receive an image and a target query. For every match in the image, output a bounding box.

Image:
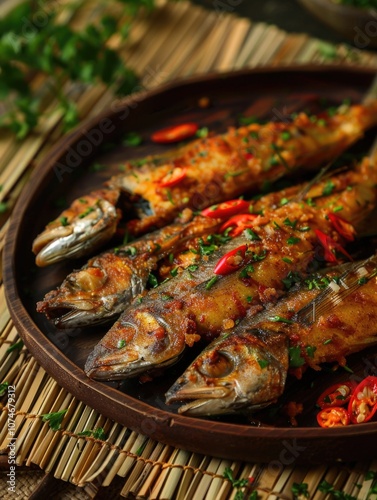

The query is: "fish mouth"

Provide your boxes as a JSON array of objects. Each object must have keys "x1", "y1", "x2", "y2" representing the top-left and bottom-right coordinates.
[
  {"x1": 37, "y1": 300, "x2": 103, "y2": 328},
  {"x1": 165, "y1": 381, "x2": 231, "y2": 404},
  {"x1": 85, "y1": 344, "x2": 181, "y2": 380}
]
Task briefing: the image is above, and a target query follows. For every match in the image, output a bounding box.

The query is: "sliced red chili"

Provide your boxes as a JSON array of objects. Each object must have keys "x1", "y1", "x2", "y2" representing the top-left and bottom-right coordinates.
[
  {"x1": 317, "y1": 407, "x2": 350, "y2": 428},
  {"x1": 315, "y1": 229, "x2": 352, "y2": 263},
  {"x1": 151, "y1": 123, "x2": 198, "y2": 143},
  {"x1": 220, "y1": 214, "x2": 258, "y2": 237},
  {"x1": 348, "y1": 376, "x2": 377, "y2": 424},
  {"x1": 159, "y1": 167, "x2": 188, "y2": 188},
  {"x1": 202, "y1": 199, "x2": 251, "y2": 219},
  {"x1": 328, "y1": 213, "x2": 356, "y2": 242},
  {"x1": 214, "y1": 245, "x2": 248, "y2": 275},
  {"x1": 317, "y1": 381, "x2": 355, "y2": 409}
]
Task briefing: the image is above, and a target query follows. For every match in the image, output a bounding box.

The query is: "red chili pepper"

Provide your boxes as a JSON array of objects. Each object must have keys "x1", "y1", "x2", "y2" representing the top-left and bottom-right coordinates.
[
  {"x1": 328, "y1": 213, "x2": 356, "y2": 242},
  {"x1": 315, "y1": 229, "x2": 352, "y2": 263},
  {"x1": 214, "y1": 245, "x2": 248, "y2": 275},
  {"x1": 151, "y1": 123, "x2": 198, "y2": 143},
  {"x1": 317, "y1": 381, "x2": 355, "y2": 409},
  {"x1": 348, "y1": 376, "x2": 377, "y2": 424},
  {"x1": 317, "y1": 407, "x2": 350, "y2": 428},
  {"x1": 201, "y1": 199, "x2": 251, "y2": 219},
  {"x1": 159, "y1": 167, "x2": 188, "y2": 188},
  {"x1": 220, "y1": 214, "x2": 258, "y2": 237}
]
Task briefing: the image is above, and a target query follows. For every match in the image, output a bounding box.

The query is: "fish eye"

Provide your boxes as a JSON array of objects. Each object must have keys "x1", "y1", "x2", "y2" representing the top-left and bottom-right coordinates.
[{"x1": 198, "y1": 351, "x2": 234, "y2": 378}]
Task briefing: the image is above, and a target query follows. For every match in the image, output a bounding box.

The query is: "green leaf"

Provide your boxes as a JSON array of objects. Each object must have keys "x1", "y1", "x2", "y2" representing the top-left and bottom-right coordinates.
[
  {"x1": 123, "y1": 132, "x2": 143, "y2": 147},
  {"x1": 41, "y1": 409, "x2": 68, "y2": 431},
  {"x1": 78, "y1": 427, "x2": 107, "y2": 440},
  {"x1": 0, "y1": 382, "x2": 9, "y2": 397},
  {"x1": 6, "y1": 340, "x2": 23, "y2": 353},
  {"x1": 292, "y1": 482, "x2": 309, "y2": 498}
]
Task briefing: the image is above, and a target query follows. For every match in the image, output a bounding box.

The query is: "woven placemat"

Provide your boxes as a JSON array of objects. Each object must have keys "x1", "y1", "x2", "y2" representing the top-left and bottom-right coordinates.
[{"x1": 1, "y1": 1, "x2": 377, "y2": 498}]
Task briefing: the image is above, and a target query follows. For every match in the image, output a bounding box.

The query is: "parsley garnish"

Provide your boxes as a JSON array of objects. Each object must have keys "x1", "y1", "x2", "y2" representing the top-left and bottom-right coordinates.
[
  {"x1": 78, "y1": 427, "x2": 107, "y2": 440},
  {"x1": 287, "y1": 236, "x2": 300, "y2": 245},
  {"x1": 60, "y1": 216, "x2": 68, "y2": 226},
  {"x1": 117, "y1": 339, "x2": 126, "y2": 349},
  {"x1": 244, "y1": 228, "x2": 261, "y2": 241},
  {"x1": 41, "y1": 409, "x2": 68, "y2": 431},
  {"x1": 305, "y1": 345, "x2": 316, "y2": 358},
  {"x1": 147, "y1": 273, "x2": 159, "y2": 288},
  {"x1": 288, "y1": 346, "x2": 305, "y2": 368},
  {"x1": 258, "y1": 359, "x2": 270, "y2": 369},
  {"x1": 239, "y1": 264, "x2": 255, "y2": 278},
  {"x1": 205, "y1": 276, "x2": 218, "y2": 290},
  {"x1": 283, "y1": 217, "x2": 297, "y2": 229},
  {"x1": 196, "y1": 127, "x2": 209, "y2": 138}
]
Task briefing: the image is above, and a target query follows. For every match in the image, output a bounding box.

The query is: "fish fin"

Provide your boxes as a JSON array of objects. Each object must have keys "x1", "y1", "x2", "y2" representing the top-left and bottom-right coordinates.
[{"x1": 296, "y1": 253, "x2": 377, "y2": 325}]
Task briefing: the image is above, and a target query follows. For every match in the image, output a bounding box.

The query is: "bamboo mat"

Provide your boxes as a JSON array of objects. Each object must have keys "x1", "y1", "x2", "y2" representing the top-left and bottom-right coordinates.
[{"x1": 1, "y1": 1, "x2": 377, "y2": 498}]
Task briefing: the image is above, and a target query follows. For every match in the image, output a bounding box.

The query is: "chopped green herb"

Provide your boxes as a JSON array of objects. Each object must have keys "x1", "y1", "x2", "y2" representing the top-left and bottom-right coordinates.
[
  {"x1": 306, "y1": 198, "x2": 316, "y2": 207},
  {"x1": 198, "y1": 238, "x2": 218, "y2": 256},
  {"x1": 60, "y1": 216, "x2": 68, "y2": 226},
  {"x1": 343, "y1": 365, "x2": 354, "y2": 374},
  {"x1": 273, "y1": 221, "x2": 281, "y2": 230},
  {"x1": 323, "y1": 339, "x2": 332, "y2": 345},
  {"x1": 280, "y1": 131, "x2": 291, "y2": 141},
  {"x1": 161, "y1": 294, "x2": 173, "y2": 301},
  {"x1": 170, "y1": 267, "x2": 178, "y2": 277},
  {"x1": 287, "y1": 236, "x2": 300, "y2": 245},
  {"x1": 166, "y1": 189, "x2": 175, "y2": 205},
  {"x1": 196, "y1": 127, "x2": 209, "y2": 138},
  {"x1": 90, "y1": 163, "x2": 106, "y2": 172},
  {"x1": 136, "y1": 297, "x2": 143, "y2": 304},
  {"x1": 0, "y1": 382, "x2": 9, "y2": 397},
  {"x1": 249, "y1": 249, "x2": 267, "y2": 262},
  {"x1": 298, "y1": 226, "x2": 311, "y2": 232},
  {"x1": 117, "y1": 339, "x2": 126, "y2": 349},
  {"x1": 358, "y1": 276, "x2": 368, "y2": 285},
  {"x1": 78, "y1": 427, "x2": 107, "y2": 440},
  {"x1": 333, "y1": 205, "x2": 343, "y2": 212},
  {"x1": 268, "y1": 156, "x2": 280, "y2": 167},
  {"x1": 147, "y1": 273, "x2": 159, "y2": 288},
  {"x1": 280, "y1": 197, "x2": 289, "y2": 206},
  {"x1": 292, "y1": 482, "x2": 309, "y2": 499},
  {"x1": 125, "y1": 246, "x2": 137, "y2": 257},
  {"x1": 239, "y1": 264, "x2": 255, "y2": 278},
  {"x1": 123, "y1": 132, "x2": 142, "y2": 147},
  {"x1": 289, "y1": 346, "x2": 305, "y2": 368},
  {"x1": 6, "y1": 340, "x2": 24, "y2": 353},
  {"x1": 269, "y1": 315, "x2": 294, "y2": 324},
  {"x1": 283, "y1": 217, "x2": 297, "y2": 229},
  {"x1": 244, "y1": 228, "x2": 261, "y2": 241},
  {"x1": 258, "y1": 359, "x2": 270, "y2": 369},
  {"x1": 246, "y1": 296, "x2": 253, "y2": 303},
  {"x1": 282, "y1": 257, "x2": 293, "y2": 264},
  {"x1": 187, "y1": 265, "x2": 199, "y2": 273},
  {"x1": 323, "y1": 180, "x2": 335, "y2": 196},
  {"x1": 78, "y1": 206, "x2": 95, "y2": 219},
  {"x1": 305, "y1": 345, "x2": 317, "y2": 358},
  {"x1": 205, "y1": 276, "x2": 218, "y2": 290},
  {"x1": 317, "y1": 118, "x2": 327, "y2": 127},
  {"x1": 41, "y1": 409, "x2": 68, "y2": 431},
  {"x1": 282, "y1": 271, "x2": 301, "y2": 290},
  {"x1": 238, "y1": 115, "x2": 259, "y2": 126},
  {"x1": 224, "y1": 169, "x2": 248, "y2": 179}
]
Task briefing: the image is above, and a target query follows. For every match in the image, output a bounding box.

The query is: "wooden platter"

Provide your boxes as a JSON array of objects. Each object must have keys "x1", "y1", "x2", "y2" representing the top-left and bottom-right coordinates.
[{"x1": 4, "y1": 65, "x2": 377, "y2": 464}]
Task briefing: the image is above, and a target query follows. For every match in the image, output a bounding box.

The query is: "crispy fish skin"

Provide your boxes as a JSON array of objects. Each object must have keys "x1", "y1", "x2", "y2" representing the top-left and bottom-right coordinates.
[
  {"x1": 32, "y1": 101, "x2": 377, "y2": 266},
  {"x1": 84, "y1": 158, "x2": 377, "y2": 381},
  {"x1": 169, "y1": 258, "x2": 377, "y2": 417},
  {"x1": 36, "y1": 214, "x2": 221, "y2": 328},
  {"x1": 40, "y1": 158, "x2": 377, "y2": 329}
]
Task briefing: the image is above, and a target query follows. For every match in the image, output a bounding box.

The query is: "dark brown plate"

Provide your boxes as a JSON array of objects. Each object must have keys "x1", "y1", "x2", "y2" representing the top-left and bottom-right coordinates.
[{"x1": 5, "y1": 65, "x2": 377, "y2": 464}]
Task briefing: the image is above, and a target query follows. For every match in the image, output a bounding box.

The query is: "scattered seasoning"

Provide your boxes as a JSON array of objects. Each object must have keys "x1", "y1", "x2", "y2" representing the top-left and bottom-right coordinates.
[
  {"x1": 136, "y1": 297, "x2": 143, "y2": 304},
  {"x1": 358, "y1": 276, "x2": 368, "y2": 285},
  {"x1": 196, "y1": 127, "x2": 209, "y2": 138},
  {"x1": 170, "y1": 267, "x2": 178, "y2": 277},
  {"x1": 125, "y1": 246, "x2": 137, "y2": 257},
  {"x1": 282, "y1": 271, "x2": 301, "y2": 290},
  {"x1": 205, "y1": 276, "x2": 219, "y2": 290},
  {"x1": 59, "y1": 216, "x2": 68, "y2": 226},
  {"x1": 298, "y1": 226, "x2": 311, "y2": 232},
  {"x1": 41, "y1": 409, "x2": 68, "y2": 431},
  {"x1": 161, "y1": 294, "x2": 173, "y2": 301},
  {"x1": 333, "y1": 205, "x2": 343, "y2": 212},
  {"x1": 246, "y1": 296, "x2": 253, "y2": 303},
  {"x1": 224, "y1": 169, "x2": 248, "y2": 179},
  {"x1": 323, "y1": 339, "x2": 333, "y2": 345},
  {"x1": 306, "y1": 198, "x2": 316, "y2": 207},
  {"x1": 269, "y1": 315, "x2": 294, "y2": 324},
  {"x1": 187, "y1": 265, "x2": 199, "y2": 273},
  {"x1": 250, "y1": 249, "x2": 267, "y2": 262},
  {"x1": 280, "y1": 197, "x2": 289, "y2": 206},
  {"x1": 273, "y1": 221, "x2": 281, "y2": 230},
  {"x1": 166, "y1": 189, "x2": 175, "y2": 205}
]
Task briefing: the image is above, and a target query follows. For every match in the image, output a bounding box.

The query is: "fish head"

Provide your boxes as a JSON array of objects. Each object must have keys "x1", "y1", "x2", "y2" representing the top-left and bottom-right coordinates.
[
  {"x1": 165, "y1": 328, "x2": 289, "y2": 416},
  {"x1": 85, "y1": 308, "x2": 187, "y2": 380},
  {"x1": 32, "y1": 198, "x2": 119, "y2": 266},
  {"x1": 37, "y1": 255, "x2": 147, "y2": 328}
]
